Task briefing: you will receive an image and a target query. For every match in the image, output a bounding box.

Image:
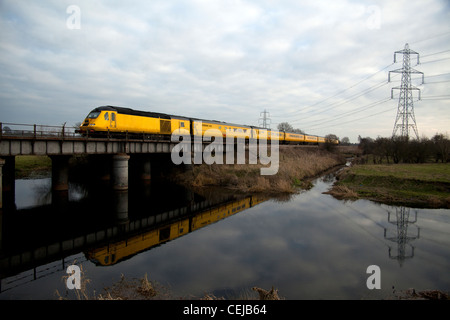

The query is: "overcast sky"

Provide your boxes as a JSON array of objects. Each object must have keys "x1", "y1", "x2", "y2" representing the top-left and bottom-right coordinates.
[{"x1": 1, "y1": 0, "x2": 449, "y2": 143}]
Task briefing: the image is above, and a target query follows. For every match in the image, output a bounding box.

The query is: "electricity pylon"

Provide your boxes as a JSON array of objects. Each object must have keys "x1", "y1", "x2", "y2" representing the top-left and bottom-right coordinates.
[
  {"x1": 259, "y1": 109, "x2": 271, "y2": 129},
  {"x1": 388, "y1": 43, "x2": 424, "y2": 140}
]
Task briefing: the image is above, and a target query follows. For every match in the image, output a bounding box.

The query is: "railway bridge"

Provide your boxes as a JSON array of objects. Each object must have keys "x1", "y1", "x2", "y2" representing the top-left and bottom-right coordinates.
[{"x1": 0, "y1": 122, "x2": 210, "y2": 209}]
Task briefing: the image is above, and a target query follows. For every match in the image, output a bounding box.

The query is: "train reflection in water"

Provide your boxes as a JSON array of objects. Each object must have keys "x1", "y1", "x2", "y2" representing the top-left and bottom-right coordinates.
[
  {"x1": 0, "y1": 181, "x2": 268, "y2": 293},
  {"x1": 87, "y1": 195, "x2": 267, "y2": 266}
]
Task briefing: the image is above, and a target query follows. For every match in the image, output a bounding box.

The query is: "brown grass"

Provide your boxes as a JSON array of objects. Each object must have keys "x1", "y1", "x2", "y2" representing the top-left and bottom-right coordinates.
[
  {"x1": 324, "y1": 185, "x2": 359, "y2": 200},
  {"x1": 173, "y1": 147, "x2": 346, "y2": 194}
]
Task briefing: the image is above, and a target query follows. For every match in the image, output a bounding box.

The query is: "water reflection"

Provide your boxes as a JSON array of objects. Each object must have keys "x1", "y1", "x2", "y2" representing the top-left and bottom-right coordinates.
[
  {"x1": 0, "y1": 173, "x2": 449, "y2": 299},
  {"x1": 0, "y1": 177, "x2": 268, "y2": 295},
  {"x1": 384, "y1": 207, "x2": 420, "y2": 266},
  {"x1": 87, "y1": 195, "x2": 267, "y2": 266}
]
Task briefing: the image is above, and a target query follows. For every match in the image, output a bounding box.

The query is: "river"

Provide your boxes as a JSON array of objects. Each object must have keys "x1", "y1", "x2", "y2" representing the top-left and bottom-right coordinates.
[{"x1": 0, "y1": 169, "x2": 449, "y2": 300}]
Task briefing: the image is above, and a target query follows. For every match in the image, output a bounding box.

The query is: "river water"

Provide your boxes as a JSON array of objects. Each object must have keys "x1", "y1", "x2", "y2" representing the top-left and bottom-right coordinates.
[{"x1": 0, "y1": 169, "x2": 449, "y2": 300}]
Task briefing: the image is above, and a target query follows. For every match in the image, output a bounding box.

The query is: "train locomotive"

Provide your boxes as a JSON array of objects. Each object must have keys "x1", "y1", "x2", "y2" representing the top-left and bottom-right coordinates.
[{"x1": 78, "y1": 105, "x2": 338, "y2": 145}]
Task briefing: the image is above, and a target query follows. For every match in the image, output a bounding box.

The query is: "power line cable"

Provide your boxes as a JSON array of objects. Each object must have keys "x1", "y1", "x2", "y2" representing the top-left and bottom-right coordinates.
[
  {"x1": 304, "y1": 97, "x2": 392, "y2": 127},
  {"x1": 306, "y1": 99, "x2": 393, "y2": 131},
  {"x1": 289, "y1": 74, "x2": 400, "y2": 126},
  {"x1": 282, "y1": 63, "x2": 395, "y2": 117}
]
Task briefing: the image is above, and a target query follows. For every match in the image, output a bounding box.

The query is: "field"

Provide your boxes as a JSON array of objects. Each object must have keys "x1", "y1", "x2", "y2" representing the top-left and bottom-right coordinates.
[{"x1": 329, "y1": 163, "x2": 450, "y2": 208}]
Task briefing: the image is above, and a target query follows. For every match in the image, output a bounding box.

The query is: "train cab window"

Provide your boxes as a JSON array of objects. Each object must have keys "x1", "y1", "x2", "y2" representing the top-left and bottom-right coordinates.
[
  {"x1": 87, "y1": 111, "x2": 100, "y2": 119},
  {"x1": 180, "y1": 122, "x2": 185, "y2": 127},
  {"x1": 111, "y1": 113, "x2": 116, "y2": 121},
  {"x1": 104, "y1": 112, "x2": 109, "y2": 121}
]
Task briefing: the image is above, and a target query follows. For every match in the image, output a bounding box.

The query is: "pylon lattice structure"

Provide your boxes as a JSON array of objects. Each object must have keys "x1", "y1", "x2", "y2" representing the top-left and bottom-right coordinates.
[
  {"x1": 259, "y1": 109, "x2": 271, "y2": 129},
  {"x1": 388, "y1": 43, "x2": 424, "y2": 140},
  {"x1": 384, "y1": 207, "x2": 420, "y2": 267}
]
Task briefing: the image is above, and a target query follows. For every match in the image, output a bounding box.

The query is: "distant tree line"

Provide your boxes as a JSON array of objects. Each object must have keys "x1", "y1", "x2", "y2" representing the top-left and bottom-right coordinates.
[
  {"x1": 277, "y1": 122, "x2": 304, "y2": 134},
  {"x1": 358, "y1": 133, "x2": 450, "y2": 164}
]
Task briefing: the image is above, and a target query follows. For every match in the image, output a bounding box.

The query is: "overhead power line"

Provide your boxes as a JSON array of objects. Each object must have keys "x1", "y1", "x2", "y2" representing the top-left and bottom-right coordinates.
[
  {"x1": 306, "y1": 102, "x2": 393, "y2": 131},
  {"x1": 282, "y1": 63, "x2": 395, "y2": 117}
]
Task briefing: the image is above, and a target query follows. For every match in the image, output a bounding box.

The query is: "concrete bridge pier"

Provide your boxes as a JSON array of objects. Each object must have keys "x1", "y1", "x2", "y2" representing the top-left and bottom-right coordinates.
[
  {"x1": 114, "y1": 190, "x2": 129, "y2": 232},
  {"x1": 51, "y1": 155, "x2": 71, "y2": 191},
  {"x1": 112, "y1": 154, "x2": 130, "y2": 190},
  {"x1": 0, "y1": 158, "x2": 4, "y2": 209},
  {"x1": 132, "y1": 155, "x2": 151, "y2": 182},
  {"x1": 141, "y1": 158, "x2": 151, "y2": 181}
]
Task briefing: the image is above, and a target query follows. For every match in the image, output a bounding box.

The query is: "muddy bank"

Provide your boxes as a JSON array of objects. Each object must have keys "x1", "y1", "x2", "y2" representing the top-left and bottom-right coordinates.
[{"x1": 170, "y1": 147, "x2": 346, "y2": 194}]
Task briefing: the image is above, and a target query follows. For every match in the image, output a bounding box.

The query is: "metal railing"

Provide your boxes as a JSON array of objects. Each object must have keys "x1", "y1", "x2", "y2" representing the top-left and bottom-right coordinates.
[
  {"x1": 0, "y1": 122, "x2": 81, "y2": 140},
  {"x1": 0, "y1": 122, "x2": 174, "y2": 142}
]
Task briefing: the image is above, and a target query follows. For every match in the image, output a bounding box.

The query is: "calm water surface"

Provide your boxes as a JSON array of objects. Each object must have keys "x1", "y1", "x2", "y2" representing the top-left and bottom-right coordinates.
[{"x1": 0, "y1": 173, "x2": 449, "y2": 300}]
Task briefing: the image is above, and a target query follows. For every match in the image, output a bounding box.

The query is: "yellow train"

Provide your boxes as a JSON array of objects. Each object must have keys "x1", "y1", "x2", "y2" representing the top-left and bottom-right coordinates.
[{"x1": 78, "y1": 106, "x2": 338, "y2": 145}]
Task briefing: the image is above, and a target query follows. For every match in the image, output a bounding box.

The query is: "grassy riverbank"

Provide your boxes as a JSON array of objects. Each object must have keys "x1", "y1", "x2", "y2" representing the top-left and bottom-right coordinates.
[
  {"x1": 328, "y1": 163, "x2": 450, "y2": 208},
  {"x1": 15, "y1": 155, "x2": 52, "y2": 178},
  {"x1": 172, "y1": 146, "x2": 347, "y2": 194}
]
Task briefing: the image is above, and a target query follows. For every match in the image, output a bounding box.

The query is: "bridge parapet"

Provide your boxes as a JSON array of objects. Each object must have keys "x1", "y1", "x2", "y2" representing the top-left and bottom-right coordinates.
[{"x1": 0, "y1": 136, "x2": 177, "y2": 156}]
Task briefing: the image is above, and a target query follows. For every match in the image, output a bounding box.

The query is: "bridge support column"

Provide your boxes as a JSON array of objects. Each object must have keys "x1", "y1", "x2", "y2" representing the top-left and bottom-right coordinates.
[
  {"x1": 51, "y1": 155, "x2": 71, "y2": 191},
  {"x1": 0, "y1": 158, "x2": 4, "y2": 209},
  {"x1": 141, "y1": 158, "x2": 151, "y2": 181},
  {"x1": 112, "y1": 154, "x2": 130, "y2": 190},
  {"x1": 114, "y1": 190, "x2": 129, "y2": 232}
]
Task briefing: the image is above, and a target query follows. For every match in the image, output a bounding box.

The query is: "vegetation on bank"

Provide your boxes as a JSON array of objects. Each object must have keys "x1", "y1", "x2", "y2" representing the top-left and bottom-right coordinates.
[
  {"x1": 57, "y1": 269, "x2": 281, "y2": 300},
  {"x1": 57, "y1": 270, "x2": 449, "y2": 300},
  {"x1": 15, "y1": 155, "x2": 52, "y2": 178},
  {"x1": 172, "y1": 146, "x2": 347, "y2": 194},
  {"x1": 328, "y1": 163, "x2": 450, "y2": 208}
]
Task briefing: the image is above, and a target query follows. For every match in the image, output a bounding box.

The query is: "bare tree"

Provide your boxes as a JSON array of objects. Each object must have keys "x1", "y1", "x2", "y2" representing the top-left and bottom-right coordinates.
[{"x1": 277, "y1": 122, "x2": 294, "y2": 132}]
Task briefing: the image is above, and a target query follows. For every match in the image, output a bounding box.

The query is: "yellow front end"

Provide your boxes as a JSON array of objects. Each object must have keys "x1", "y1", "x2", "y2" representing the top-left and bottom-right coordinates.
[{"x1": 79, "y1": 110, "x2": 114, "y2": 134}]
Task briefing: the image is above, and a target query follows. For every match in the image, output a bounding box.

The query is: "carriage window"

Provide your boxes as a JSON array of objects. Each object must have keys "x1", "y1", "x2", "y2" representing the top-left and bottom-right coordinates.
[
  {"x1": 180, "y1": 122, "x2": 185, "y2": 127},
  {"x1": 104, "y1": 112, "x2": 109, "y2": 120}
]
